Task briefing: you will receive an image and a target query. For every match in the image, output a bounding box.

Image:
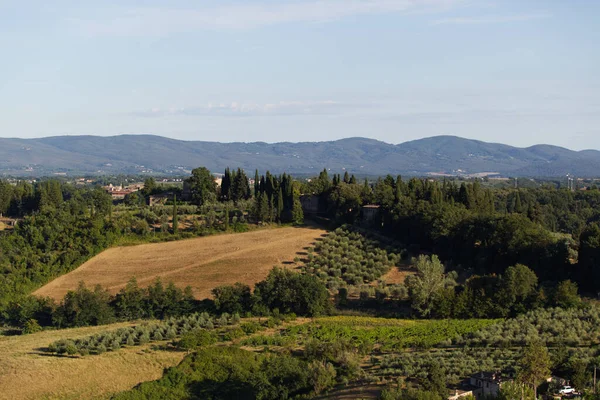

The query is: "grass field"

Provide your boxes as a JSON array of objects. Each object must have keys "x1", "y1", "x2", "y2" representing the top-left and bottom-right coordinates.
[
  {"x1": 34, "y1": 225, "x2": 327, "y2": 301},
  {"x1": 0, "y1": 323, "x2": 185, "y2": 400}
]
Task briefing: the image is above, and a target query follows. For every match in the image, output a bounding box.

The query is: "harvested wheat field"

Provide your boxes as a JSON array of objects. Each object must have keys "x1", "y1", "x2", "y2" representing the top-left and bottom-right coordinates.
[
  {"x1": 35, "y1": 225, "x2": 327, "y2": 301},
  {"x1": 0, "y1": 323, "x2": 185, "y2": 400}
]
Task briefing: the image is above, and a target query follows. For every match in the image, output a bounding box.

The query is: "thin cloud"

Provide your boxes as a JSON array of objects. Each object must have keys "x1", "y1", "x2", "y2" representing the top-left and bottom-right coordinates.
[
  {"x1": 431, "y1": 13, "x2": 551, "y2": 25},
  {"x1": 69, "y1": 0, "x2": 465, "y2": 36},
  {"x1": 134, "y1": 101, "x2": 372, "y2": 118}
]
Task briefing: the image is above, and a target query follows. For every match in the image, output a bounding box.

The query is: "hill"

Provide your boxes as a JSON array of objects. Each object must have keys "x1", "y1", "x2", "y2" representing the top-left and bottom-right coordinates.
[
  {"x1": 1, "y1": 134, "x2": 599, "y2": 177},
  {"x1": 34, "y1": 226, "x2": 326, "y2": 301}
]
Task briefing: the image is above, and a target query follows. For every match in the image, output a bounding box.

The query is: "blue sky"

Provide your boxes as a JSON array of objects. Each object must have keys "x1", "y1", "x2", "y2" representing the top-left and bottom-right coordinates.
[{"x1": 1, "y1": 0, "x2": 599, "y2": 149}]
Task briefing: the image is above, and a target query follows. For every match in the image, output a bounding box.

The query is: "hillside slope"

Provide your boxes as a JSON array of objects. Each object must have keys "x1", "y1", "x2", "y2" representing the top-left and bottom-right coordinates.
[{"x1": 34, "y1": 226, "x2": 326, "y2": 301}]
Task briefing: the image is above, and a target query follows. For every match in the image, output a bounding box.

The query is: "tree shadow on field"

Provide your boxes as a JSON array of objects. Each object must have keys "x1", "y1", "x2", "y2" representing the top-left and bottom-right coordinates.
[
  {"x1": 0, "y1": 328, "x2": 22, "y2": 336},
  {"x1": 30, "y1": 350, "x2": 80, "y2": 359}
]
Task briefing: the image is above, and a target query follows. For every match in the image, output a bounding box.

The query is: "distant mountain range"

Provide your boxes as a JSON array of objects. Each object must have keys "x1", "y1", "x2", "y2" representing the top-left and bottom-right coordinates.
[{"x1": 0, "y1": 135, "x2": 599, "y2": 177}]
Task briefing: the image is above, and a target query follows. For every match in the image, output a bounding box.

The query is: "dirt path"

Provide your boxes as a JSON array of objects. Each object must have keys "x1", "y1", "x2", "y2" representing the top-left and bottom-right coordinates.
[{"x1": 34, "y1": 226, "x2": 327, "y2": 301}]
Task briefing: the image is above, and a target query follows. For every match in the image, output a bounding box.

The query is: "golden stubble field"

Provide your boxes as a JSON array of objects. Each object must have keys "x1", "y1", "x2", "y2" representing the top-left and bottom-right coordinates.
[
  {"x1": 34, "y1": 225, "x2": 327, "y2": 301},
  {"x1": 0, "y1": 323, "x2": 185, "y2": 400}
]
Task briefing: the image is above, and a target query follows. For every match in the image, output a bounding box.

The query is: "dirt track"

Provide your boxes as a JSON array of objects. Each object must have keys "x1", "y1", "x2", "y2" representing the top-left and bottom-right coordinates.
[{"x1": 34, "y1": 226, "x2": 327, "y2": 301}]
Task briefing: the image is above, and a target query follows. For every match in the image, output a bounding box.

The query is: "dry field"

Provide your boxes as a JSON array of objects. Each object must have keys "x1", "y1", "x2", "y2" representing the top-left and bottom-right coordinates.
[
  {"x1": 34, "y1": 226, "x2": 327, "y2": 301},
  {"x1": 378, "y1": 266, "x2": 415, "y2": 285},
  {"x1": 0, "y1": 323, "x2": 185, "y2": 400}
]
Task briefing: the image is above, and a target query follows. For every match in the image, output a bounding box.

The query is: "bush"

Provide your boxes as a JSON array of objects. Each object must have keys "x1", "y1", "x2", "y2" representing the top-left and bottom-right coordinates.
[
  {"x1": 176, "y1": 329, "x2": 218, "y2": 351},
  {"x1": 240, "y1": 321, "x2": 263, "y2": 335},
  {"x1": 223, "y1": 327, "x2": 245, "y2": 341},
  {"x1": 22, "y1": 318, "x2": 42, "y2": 334}
]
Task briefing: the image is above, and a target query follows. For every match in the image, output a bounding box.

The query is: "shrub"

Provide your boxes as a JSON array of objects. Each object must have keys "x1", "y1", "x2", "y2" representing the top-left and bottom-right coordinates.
[
  {"x1": 223, "y1": 327, "x2": 245, "y2": 341},
  {"x1": 176, "y1": 329, "x2": 218, "y2": 351},
  {"x1": 22, "y1": 318, "x2": 43, "y2": 334},
  {"x1": 240, "y1": 321, "x2": 263, "y2": 335}
]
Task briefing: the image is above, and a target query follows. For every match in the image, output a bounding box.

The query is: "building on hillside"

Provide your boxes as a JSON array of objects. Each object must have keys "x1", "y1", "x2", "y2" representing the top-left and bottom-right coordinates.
[
  {"x1": 300, "y1": 194, "x2": 321, "y2": 215},
  {"x1": 361, "y1": 204, "x2": 381, "y2": 224},
  {"x1": 103, "y1": 183, "x2": 141, "y2": 200},
  {"x1": 469, "y1": 371, "x2": 513, "y2": 398}
]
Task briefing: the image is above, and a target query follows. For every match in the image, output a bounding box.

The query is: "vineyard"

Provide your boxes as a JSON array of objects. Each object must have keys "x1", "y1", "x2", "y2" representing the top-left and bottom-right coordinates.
[
  {"x1": 281, "y1": 316, "x2": 496, "y2": 351},
  {"x1": 301, "y1": 226, "x2": 406, "y2": 289}
]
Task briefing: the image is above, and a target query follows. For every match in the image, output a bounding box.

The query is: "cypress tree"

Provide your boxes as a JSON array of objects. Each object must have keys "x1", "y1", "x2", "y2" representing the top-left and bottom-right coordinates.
[
  {"x1": 172, "y1": 195, "x2": 178, "y2": 233},
  {"x1": 254, "y1": 170, "x2": 260, "y2": 197},
  {"x1": 277, "y1": 187, "x2": 284, "y2": 222},
  {"x1": 349, "y1": 174, "x2": 357, "y2": 184},
  {"x1": 515, "y1": 191, "x2": 523, "y2": 213},
  {"x1": 343, "y1": 171, "x2": 350, "y2": 184},
  {"x1": 221, "y1": 168, "x2": 231, "y2": 201},
  {"x1": 260, "y1": 193, "x2": 269, "y2": 222}
]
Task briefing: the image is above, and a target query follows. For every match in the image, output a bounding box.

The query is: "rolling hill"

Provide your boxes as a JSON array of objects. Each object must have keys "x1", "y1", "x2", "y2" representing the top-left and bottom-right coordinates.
[{"x1": 0, "y1": 134, "x2": 599, "y2": 177}]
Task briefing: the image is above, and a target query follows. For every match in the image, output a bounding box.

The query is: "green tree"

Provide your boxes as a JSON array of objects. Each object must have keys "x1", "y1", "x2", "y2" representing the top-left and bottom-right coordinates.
[
  {"x1": 277, "y1": 187, "x2": 284, "y2": 222},
  {"x1": 578, "y1": 224, "x2": 600, "y2": 290},
  {"x1": 186, "y1": 167, "x2": 217, "y2": 206},
  {"x1": 22, "y1": 318, "x2": 42, "y2": 334},
  {"x1": 517, "y1": 340, "x2": 551, "y2": 398},
  {"x1": 571, "y1": 360, "x2": 589, "y2": 391},
  {"x1": 498, "y1": 264, "x2": 538, "y2": 314},
  {"x1": 308, "y1": 360, "x2": 336, "y2": 395},
  {"x1": 553, "y1": 280, "x2": 580, "y2": 308},
  {"x1": 406, "y1": 255, "x2": 456, "y2": 317},
  {"x1": 53, "y1": 282, "x2": 115, "y2": 328},
  {"x1": 421, "y1": 363, "x2": 447, "y2": 398},
  {"x1": 172, "y1": 195, "x2": 178, "y2": 233},
  {"x1": 0, "y1": 180, "x2": 13, "y2": 216},
  {"x1": 254, "y1": 268, "x2": 330, "y2": 316},
  {"x1": 113, "y1": 278, "x2": 146, "y2": 320},
  {"x1": 142, "y1": 177, "x2": 157, "y2": 196},
  {"x1": 212, "y1": 283, "x2": 252, "y2": 314}
]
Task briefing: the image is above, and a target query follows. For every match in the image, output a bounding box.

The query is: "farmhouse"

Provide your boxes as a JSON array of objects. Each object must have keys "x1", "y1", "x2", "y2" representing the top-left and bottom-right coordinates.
[
  {"x1": 361, "y1": 204, "x2": 381, "y2": 224},
  {"x1": 103, "y1": 184, "x2": 140, "y2": 200},
  {"x1": 469, "y1": 371, "x2": 513, "y2": 398},
  {"x1": 300, "y1": 194, "x2": 321, "y2": 215}
]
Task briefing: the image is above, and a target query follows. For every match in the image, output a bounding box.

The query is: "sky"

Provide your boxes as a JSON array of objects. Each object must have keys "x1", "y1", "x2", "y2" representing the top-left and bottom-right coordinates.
[{"x1": 0, "y1": 0, "x2": 599, "y2": 149}]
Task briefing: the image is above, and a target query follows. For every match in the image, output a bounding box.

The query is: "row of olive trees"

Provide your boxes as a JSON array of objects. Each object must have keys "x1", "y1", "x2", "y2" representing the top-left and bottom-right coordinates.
[{"x1": 46, "y1": 312, "x2": 240, "y2": 356}]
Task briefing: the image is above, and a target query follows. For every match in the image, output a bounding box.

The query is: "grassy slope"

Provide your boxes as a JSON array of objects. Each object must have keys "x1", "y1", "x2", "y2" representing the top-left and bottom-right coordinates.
[
  {"x1": 0, "y1": 323, "x2": 185, "y2": 400},
  {"x1": 34, "y1": 225, "x2": 327, "y2": 301}
]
